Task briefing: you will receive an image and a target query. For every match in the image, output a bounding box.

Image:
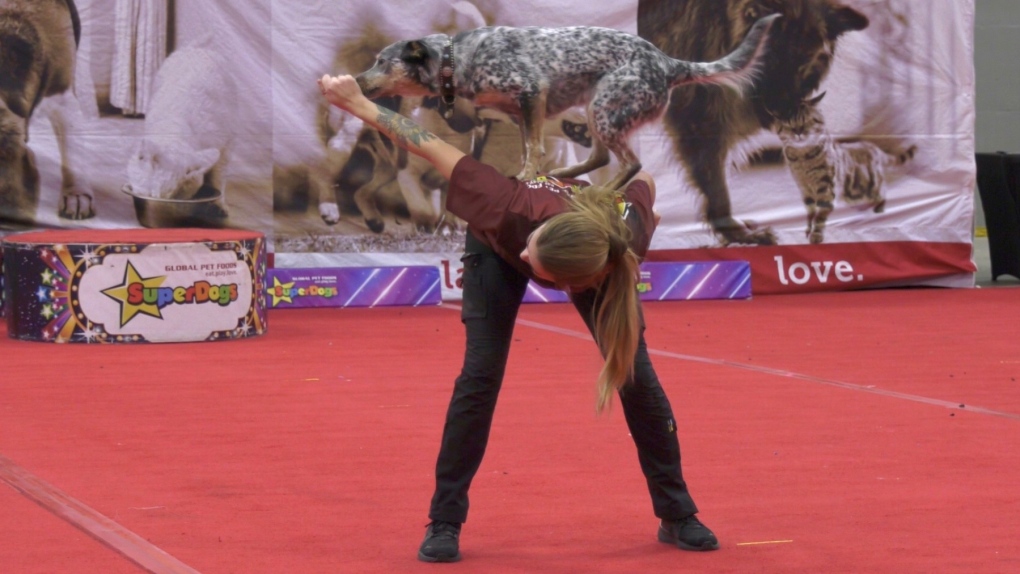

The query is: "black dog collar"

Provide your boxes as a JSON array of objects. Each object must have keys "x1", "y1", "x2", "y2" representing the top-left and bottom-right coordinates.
[{"x1": 440, "y1": 39, "x2": 456, "y2": 119}]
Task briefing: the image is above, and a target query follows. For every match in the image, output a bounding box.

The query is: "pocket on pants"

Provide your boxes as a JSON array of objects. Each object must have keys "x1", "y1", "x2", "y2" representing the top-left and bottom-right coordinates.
[{"x1": 460, "y1": 252, "x2": 487, "y2": 320}]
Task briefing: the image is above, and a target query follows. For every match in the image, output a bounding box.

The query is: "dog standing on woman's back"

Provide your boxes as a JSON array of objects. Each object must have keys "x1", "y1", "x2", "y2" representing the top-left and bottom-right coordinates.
[{"x1": 354, "y1": 14, "x2": 779, "y2": 190}]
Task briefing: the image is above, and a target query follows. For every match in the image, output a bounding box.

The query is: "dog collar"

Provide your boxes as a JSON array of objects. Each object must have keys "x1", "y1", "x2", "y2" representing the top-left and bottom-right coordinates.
[{"x1": 440, "y1": 39, "x2": 456, "y2": 119}]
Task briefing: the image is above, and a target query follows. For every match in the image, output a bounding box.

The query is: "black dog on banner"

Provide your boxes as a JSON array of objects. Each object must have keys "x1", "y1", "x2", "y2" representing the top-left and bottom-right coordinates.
[{"x1": 354, "y1": 15, "x2": 779, "y2": 190}]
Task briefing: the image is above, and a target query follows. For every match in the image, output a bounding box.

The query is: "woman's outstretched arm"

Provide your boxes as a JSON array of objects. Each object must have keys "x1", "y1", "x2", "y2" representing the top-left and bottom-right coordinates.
[{"x1": 317, "y1": 74, "x2": 466, "y2": 180}]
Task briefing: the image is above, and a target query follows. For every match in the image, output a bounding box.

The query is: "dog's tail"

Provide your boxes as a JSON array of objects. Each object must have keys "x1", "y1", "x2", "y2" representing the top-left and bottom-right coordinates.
[{"x1": 670, "y1": 13, "x2": 780, "y2": 96}]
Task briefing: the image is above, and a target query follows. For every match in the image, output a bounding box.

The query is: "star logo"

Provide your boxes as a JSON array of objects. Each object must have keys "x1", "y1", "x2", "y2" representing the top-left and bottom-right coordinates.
[
  {"x1": 101, "y1": 261, "x2": 167, "y2": 326},
  {"x1": 615, "y1": 194, "x2": 632, "y2": 220},
  {"x1": 269, "y1": 276, "x2": 295, "y2": 306}
]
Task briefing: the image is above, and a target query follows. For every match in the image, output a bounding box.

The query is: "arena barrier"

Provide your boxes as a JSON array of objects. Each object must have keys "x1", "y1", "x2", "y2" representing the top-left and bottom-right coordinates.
[
  {"x1": 523, "y1": 260, "x2": 752, "y2": 303},
  {"x1": 2, "y1": 229, "x2": 267, "y2": 343},
  {"x1": 263, "y1": 260, "x2": 750, "y2": 309},
  {"x1": 266, "y1": 267, "x2": 442, "y2": 309}
]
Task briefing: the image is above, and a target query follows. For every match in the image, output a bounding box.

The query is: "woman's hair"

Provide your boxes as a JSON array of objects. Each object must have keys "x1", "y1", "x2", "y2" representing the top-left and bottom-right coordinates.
[{"x1": 534, "y1": 186, "x2": 641, "y2": 413}]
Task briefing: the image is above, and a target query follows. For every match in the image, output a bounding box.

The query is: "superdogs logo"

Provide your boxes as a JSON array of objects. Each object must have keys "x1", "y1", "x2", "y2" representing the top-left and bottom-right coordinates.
[
  {"x1": 637, "y1": 269, "x2": 652, "y2": 294},
  {"x1": 268, "y1": 276, "x2": 337, "y2": 307},
  {"x1": 101, "y1": 261, "x2": 239, "y2": 326}
]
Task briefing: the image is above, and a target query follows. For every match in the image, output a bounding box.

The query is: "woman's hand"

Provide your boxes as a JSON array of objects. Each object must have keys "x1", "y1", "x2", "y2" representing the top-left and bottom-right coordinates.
[{"x1": 317, "y1": 74, "x2": 367, "y2": 112}]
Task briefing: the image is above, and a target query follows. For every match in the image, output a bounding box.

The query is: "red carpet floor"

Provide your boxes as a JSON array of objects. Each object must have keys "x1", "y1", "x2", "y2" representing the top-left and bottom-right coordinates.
[{"x1": 1, "y1": 287, "x2": 1018, "y2": 573}]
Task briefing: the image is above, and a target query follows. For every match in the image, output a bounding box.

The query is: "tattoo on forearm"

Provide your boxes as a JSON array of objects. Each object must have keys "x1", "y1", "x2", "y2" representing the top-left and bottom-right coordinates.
[{"x1": 375, "y1": 105, "x2": 437, "y2": 148}]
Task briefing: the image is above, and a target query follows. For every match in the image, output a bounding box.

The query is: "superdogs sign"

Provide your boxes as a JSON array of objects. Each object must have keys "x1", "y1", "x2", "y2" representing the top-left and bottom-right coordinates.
[
  {"x1": 72, "y1": 241, "x2": 261, "y2": 342},
  {"x1": 266, "y1": 267, "x2": 440, "y2": 308},
  {"x1": 100, "y1": 261, "x2": 240, "y2": 326}
]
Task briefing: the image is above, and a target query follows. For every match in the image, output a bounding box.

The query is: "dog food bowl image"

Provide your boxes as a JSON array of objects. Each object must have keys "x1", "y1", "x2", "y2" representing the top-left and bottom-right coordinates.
[{"x1": 122, "y1": 184, "x2": 227, "y2": 228}]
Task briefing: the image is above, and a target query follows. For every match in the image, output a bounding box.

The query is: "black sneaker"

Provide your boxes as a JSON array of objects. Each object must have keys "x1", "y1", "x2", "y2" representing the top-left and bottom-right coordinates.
[
  {"x1": 418, "y1": 521, "x2": 462, "y2": 562},
  {"x1": 657, "y1": 515, "x2": 719, "y2": 551}
]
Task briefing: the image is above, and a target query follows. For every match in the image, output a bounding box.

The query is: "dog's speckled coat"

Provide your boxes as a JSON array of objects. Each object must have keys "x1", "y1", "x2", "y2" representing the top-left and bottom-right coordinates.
[{"x1": 356, "y1": 15, "x2": 778, "y2": 189}]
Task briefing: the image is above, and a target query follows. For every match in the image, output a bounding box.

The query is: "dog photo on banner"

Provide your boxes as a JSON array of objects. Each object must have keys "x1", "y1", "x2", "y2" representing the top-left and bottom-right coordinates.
[
  {"x1": 2, "y1": 0, "x2": 976, "y2": 298},
  {"x1": 638, "y1": 0, "x2": 971, "y2": 249},
  {"x1": 269, "y1": 0, "x2": 976, "y2": 297},
  {"x1": 271, "y1": 0, "x2": 623, "y2": 258}
]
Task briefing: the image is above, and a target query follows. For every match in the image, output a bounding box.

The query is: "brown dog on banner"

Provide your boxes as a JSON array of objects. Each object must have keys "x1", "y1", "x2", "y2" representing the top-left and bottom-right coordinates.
[
  {"x1": 637, "y1": 0, "x2": 869, "y2": 245},
  {"x1": 0, "y1": 0, "x2": 93, "y2": 227}
]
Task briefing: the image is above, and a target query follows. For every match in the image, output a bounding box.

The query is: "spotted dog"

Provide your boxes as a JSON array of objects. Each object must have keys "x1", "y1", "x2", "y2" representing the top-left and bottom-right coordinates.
[{"x1": 355, "y1": 15, "x2": 779, "y2": 190}]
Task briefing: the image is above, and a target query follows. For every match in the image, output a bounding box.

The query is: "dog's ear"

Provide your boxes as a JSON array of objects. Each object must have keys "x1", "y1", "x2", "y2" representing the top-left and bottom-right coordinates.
[
  {"x1": 400, "y1": 40, "x2": 432, "y2": 65},
  {"x1": 827, "y1": 5, "x2": 870, "y2": 39}
]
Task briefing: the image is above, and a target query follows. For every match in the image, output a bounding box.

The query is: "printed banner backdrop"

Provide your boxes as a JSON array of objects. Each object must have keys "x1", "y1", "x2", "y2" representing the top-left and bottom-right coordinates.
[{"x1": 0, "y1": 0, "x2": 976, "y2": 299}]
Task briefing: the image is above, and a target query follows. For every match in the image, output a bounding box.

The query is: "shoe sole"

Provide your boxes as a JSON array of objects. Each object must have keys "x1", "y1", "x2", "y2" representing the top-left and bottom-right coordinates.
[
  {"x1": 657, "y1": 529, "x2": 720, "y2": 551},
  {"x1": 417, "y1": 550, "x2": 462, "y2": 563}
]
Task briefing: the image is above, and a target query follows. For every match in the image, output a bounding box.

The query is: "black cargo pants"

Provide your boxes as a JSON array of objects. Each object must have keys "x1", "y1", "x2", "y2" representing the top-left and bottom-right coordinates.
[{"x1": 428, "y1": 231, "x2": 698, "y2": 524}]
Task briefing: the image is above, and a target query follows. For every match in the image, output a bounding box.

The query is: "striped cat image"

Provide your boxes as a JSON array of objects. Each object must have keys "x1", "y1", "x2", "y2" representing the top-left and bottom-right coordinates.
[{"x1": 776, "y1": 93, "x2": 916, "y2": 244}]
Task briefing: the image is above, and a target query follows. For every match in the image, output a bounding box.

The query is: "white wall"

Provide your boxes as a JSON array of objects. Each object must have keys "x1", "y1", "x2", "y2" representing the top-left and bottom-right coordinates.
[
  {"x1": 975, "y1": 0, "x2": 1020, "y2": 153},
  {"x1": 973, "y1": 0, "x2": 1020, "y2": 227}
]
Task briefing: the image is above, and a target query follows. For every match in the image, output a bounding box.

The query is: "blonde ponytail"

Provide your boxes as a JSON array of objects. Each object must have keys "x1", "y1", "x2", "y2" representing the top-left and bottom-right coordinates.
[{"x1": 533, "y1": 186, "x2": 642, "y2": 413}]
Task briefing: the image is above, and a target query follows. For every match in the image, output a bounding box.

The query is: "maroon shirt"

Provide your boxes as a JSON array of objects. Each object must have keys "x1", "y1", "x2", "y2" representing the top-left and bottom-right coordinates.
[{"x1": 447, "y1": 156, "x2": 656, "y2": 283}]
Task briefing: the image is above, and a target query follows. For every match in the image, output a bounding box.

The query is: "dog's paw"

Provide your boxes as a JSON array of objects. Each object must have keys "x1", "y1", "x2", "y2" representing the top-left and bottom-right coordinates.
[
  {"x1": 319, "y1": 202, "x2": 340, "y2": 224},
  {"x1": 365, "y1": 217, "x2": 385, "y2": 233},
  {"x1": 59, "y1": 188, "x2": 95, "y2": 220},
  {"x1": 715, "y1": 219, "x2": 776, "y2": 246}
]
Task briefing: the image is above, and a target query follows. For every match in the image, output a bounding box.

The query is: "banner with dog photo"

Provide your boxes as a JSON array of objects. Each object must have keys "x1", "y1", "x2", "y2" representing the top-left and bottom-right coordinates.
[
  {"x1": 0, "y1": 0, "x2": 274, "y2": 243},
  {"x1": 2, "y1": 0, "x2": 976, "y2": 301},
  {"x1": 272, "y1": 0, "x2": 977, "y2": 297}
]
